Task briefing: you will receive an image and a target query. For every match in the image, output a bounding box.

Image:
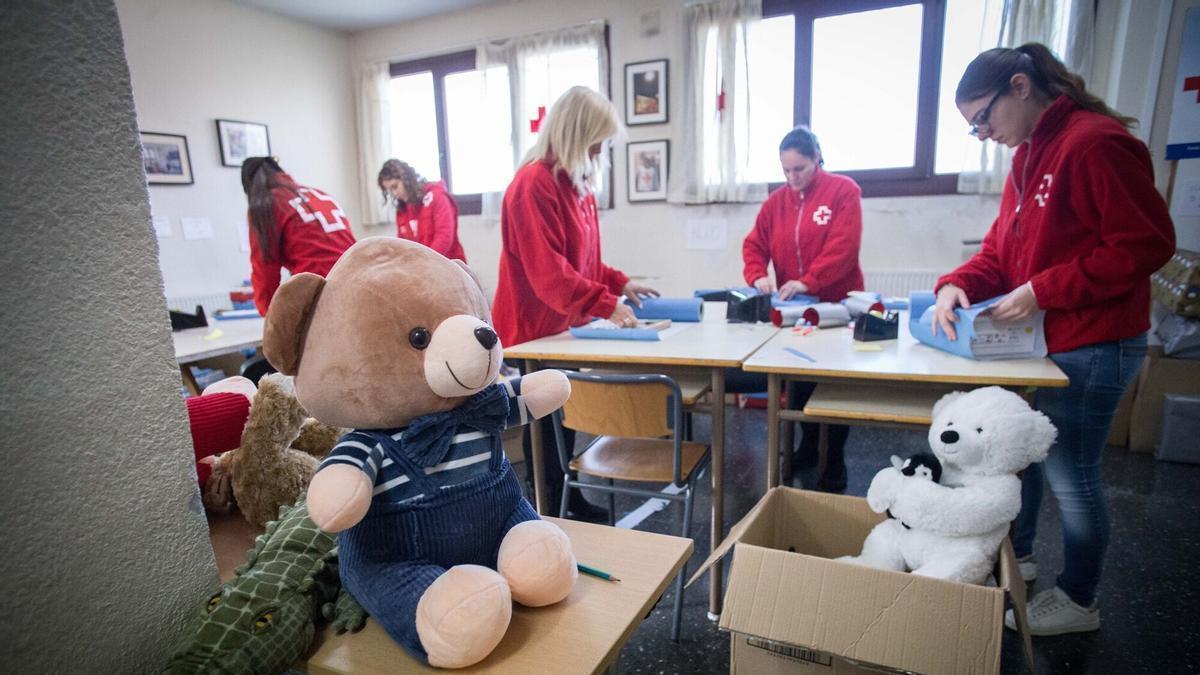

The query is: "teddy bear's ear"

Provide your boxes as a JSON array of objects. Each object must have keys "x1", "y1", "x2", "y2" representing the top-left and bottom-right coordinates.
[
  {"x1": 931, "y1": 390, "x2": 966, "y2": 420},
  {"x1": 452, "y1": 259, "x2": 483, "y2": 292},
  {"x1": 263, "y1": 273, "x2": 325, "y2": 376}
]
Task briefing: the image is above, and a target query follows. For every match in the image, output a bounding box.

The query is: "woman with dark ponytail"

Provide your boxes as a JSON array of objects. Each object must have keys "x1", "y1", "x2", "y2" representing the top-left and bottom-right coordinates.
[
  {"x1": 933, "y1": 43, "x2": 1175, "y2": 635},
  {"x1": 241, "y1": 157, "x2": 356, "y2": 316},
  {"x1": 377, "y1": 159, "x2": 465, "y2": 262}
]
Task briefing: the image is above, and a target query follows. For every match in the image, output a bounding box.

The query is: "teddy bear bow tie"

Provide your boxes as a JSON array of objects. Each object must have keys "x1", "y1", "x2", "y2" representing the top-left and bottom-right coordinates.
[{"x1": 401, "y1": 384, "x2": 512, "y2": 468}]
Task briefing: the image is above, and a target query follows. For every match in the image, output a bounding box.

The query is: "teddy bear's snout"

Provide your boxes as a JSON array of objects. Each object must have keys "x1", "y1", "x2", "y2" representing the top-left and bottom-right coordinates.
[
  {"x1": 474, "y1": 326, "x2": 498, "y2": 350},
  {"x1": 940, "y1": 429, "x2": 960, "y2": 444}
]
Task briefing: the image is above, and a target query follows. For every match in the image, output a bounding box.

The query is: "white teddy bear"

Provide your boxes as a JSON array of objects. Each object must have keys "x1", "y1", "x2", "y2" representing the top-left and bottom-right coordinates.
[{"x1": 838, "y1": 386, "x2": 1057, "y2": 584}]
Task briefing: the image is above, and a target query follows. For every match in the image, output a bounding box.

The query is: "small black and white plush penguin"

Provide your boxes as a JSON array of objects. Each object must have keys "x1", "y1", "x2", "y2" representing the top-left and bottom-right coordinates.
[{"x1": 886, "y1": 452, "x2": 944, "y2": 528}]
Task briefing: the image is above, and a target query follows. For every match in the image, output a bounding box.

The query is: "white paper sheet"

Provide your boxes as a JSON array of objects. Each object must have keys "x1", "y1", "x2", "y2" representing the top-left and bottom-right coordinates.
[
  {"x1": 181, "y1": 216, "x2": 213, "y2": 240},
  {"x1": 151, "y1": 215, "x2": 171, "y2": 238},
  {"x1": 686, "y1": 218, "x2": 727, "y2": 250}
]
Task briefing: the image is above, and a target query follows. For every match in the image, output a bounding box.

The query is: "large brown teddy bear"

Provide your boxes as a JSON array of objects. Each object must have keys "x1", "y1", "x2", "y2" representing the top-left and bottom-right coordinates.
[{"x1": 262, "y1": 237, "x2": 575, "y2": 669}]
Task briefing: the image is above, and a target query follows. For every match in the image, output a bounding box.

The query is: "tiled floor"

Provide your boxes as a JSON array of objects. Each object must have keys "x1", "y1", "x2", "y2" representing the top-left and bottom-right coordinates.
[{"x1": 545, "y1": 406, "x2": 1200, "y2": 675}]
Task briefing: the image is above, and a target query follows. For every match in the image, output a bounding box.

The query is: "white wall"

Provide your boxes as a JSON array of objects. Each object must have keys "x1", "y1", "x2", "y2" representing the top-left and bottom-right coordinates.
[
  {"x1": 117, "y1": 0, "x2": 358, "y2": 303},
  {"x1": 2, "y1": 1, "x2": 214, "y2": 670},
  {"x1": 351, "y1": 0, "x2": 1001, "y2": 298}
]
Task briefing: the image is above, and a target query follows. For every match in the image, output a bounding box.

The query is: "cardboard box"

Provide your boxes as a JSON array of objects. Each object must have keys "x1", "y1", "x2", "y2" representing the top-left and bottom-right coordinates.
[
  {"x1": 1129, "y1": 347, "x2": 1200, "y2": 453},
  {"x1": 1151, "y1": 249, "x2": 1200, "y2": 318},
  {"x1": 691, "y1": 488, "x2": 1031, "y2": 675}
]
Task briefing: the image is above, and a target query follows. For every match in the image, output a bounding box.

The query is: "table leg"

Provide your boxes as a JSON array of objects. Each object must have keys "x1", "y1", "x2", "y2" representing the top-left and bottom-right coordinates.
[
  {"x1": 180, "y1": 364, "x2": 201, "y2": 397},
  {"x1": 708, "y1": 367, "x2": 726, "y2": 619},
  {"x1": 780, "y1": 377, "x2": 794, "y2": 483},
  {"x1": 817, "y1": 423, "x2": 829, "y2": 478},
  {"x1": 766, "y1": 373, "x2": 780, "y2": 490},
  {"x1": 526, "y1": 359, "x2": 548, "y2": 515}
]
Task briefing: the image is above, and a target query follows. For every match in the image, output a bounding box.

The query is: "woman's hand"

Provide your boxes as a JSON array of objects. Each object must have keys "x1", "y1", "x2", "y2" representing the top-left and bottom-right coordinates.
[
  {"x1": 989, "y1": 282, "x2": 1039, "y2": 323},
  {"x1": 777, "y1": 280, "x2": 809, "y2": 301},
  {"x1": 752, "y1": 276, "x2": 774, "y2": 295},
  {"x1": 932, "y1": 284, "x2": 970, "y2": 340},
  {"x1": 608, "y1": 303, "x2": 638, "y2": 328},
  {"x1": 621, "y1": 282, "x2": 659, "y2": 308}
]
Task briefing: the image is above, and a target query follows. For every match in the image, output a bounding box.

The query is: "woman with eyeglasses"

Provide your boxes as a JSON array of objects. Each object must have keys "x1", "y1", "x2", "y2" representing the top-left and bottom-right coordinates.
[
  {"x1": 742, "y1": 126, "x2": 865, "y2": 492},
  {"x1": 377, "y1": 159, "x2": 466, "y2": 262},
  {"x1": 493, "y1": 86, "x2": 659, "y2": 522},
  {"x1": 934, "y1": 43, "x2": 1175, "y2": 636},
  {"x1": 241, "y1": 156, "x2": 356, "y2": 316}
]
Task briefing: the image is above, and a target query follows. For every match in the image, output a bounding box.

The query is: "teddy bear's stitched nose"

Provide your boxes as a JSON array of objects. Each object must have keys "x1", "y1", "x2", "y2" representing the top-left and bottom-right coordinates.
[
  {"x1": 474, "y1": 326, "x2": 498, "y2": 350},
  {"x1": 940, "y1": 429, "x2": 959, "y2": 444}
]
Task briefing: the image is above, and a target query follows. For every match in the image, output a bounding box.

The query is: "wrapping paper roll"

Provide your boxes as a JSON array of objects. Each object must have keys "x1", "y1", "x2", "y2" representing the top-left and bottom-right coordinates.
[
  {"x1": 627, "y1": 296, "x2": 704, "y2": 322},
  {"x1": 802, "y1": 303, "x2": 852, "y2": 328},
  {"x1": 843, "y1": 295, "x2": 886, "y2": 318},
  {"x1": 770, "y1": 305, "x2": 811, "y2": 327}
]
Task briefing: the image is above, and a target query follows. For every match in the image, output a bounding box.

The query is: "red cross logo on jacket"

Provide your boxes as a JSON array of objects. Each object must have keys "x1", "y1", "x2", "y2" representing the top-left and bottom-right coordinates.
[
  {"x1": 812, "y1": 205, "x2": 832, "y2": 226},
  {"x1": 1033, "y1": 174, "x2": 1053, "y2": 208}
]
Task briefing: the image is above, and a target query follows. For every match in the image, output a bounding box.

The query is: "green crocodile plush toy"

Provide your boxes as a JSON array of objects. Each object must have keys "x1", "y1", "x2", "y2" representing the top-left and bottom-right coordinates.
[{"x1": 164, "y1": 500, "x2": 366, "y2": 674}]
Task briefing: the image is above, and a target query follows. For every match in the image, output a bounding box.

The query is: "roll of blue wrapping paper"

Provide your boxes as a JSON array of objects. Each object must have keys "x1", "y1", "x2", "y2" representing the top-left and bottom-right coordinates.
[{"x1": 626, "y1": 296, "x2": 704, "y2": 322}]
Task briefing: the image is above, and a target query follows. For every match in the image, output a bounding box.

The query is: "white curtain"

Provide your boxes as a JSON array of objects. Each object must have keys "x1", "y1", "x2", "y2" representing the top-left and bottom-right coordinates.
[
  {"x1": 355, "y1": 61, "x2": 393, "y2": 227},
  {"x1": 958, "y1": 0, "x2": 1095, "y2": 194},
  {"x1": 671, "y1": 0, "x2": 765, "y2": 204},
  {"x1": 478, "y1": 20, "x2": 609, "y2": 219}
]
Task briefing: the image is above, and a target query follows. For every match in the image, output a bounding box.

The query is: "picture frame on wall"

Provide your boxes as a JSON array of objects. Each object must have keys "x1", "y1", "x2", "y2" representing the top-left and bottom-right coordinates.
[
  {"x1": 627, "y1": 140, "x2": 668, "y2": 203},
  {"x1": 625, "y1": 59, "x2": 668, "y2": 125},
  {"x1": 140, "y1": 132, "x2": 194, "y2": 185},
  {"x1": 215, "y1": 119, "x2": 271, "y2": 168}
]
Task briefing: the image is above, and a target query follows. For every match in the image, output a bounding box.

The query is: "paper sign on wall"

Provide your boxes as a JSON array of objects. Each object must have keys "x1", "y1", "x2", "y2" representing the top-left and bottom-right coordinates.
[
  {"x1": 181, "y1": 216, "x2": 214, "y2": 240},
  {"x1": 1177, "y1": 180, "x2": 1200, "y2": 218},
  {"x1": 687, "y1": 218, "x2": 727, "y2": 250},
  {"x1": 151, "y1": 215, "x2": 171, "y2": 238},
  {"x1": 237, "y1": 222, "x2": 251, "y2": 252}
]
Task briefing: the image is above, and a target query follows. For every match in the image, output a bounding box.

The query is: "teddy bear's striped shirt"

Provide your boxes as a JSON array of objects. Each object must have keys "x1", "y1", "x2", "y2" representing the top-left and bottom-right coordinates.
[{"x1": 319, "y1": 378, "x2": 530, "y2": 504}]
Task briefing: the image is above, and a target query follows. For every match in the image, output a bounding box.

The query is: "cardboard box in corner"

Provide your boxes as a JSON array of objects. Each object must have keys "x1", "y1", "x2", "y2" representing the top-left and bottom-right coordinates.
[{"x1": 690, "y1": 488, "x2": 1032, "y2": 675}]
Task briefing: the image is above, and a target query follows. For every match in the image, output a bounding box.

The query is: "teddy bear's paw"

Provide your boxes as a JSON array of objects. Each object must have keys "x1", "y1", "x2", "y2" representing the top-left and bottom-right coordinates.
[
  {"x1": 497, "y1": 520, "x2": 578, "y2": 607},
  {"x1": 416, "y1": 565, "x2": 512, "y2": 669},
  {"x1": 518, "y1": 370, "x2": 572, "y2": 420}
]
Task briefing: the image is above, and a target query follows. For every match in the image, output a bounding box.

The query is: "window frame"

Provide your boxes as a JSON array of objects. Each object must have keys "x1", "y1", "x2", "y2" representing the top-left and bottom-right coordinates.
[
  {"x1": 389, "y1": 27, "x2": 613, "y2": 216},
  {"x1": 389, "y1": 49, "x2": 483, "y2": 214},
  {"x1": 762, "y1": 0, "x2": 956, "y2": 197}
]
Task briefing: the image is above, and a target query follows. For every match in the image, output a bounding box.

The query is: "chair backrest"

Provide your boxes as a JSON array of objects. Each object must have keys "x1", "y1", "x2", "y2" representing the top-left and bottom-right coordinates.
[{"x1": 559, "y1": 372, "x2": 681, "y2": 439}]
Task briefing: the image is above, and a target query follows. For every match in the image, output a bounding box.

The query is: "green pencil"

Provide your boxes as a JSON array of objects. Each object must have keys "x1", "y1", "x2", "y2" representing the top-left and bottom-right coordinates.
[{"x1": 577, "y1": 563, "x2": 621, "y2": 582}]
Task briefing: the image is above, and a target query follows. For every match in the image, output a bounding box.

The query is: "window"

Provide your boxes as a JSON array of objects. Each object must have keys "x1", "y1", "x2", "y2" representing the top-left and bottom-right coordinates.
[
  {"x1": 388, "y1": 27, "x2": 609, "y2": 215},
  {"x1": 762, "y1": 0, "x2": 997, "y2": 196}
]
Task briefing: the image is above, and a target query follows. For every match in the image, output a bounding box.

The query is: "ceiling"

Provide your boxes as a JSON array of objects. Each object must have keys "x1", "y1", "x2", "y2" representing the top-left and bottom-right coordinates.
[{"x1": 233, "y1": 0, "x2": 500, "y2": 33}]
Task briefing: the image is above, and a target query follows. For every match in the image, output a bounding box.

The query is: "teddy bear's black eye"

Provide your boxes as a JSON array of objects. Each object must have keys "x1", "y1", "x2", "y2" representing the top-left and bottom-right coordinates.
[
  {"x1": 408, "y1": 327, "x2": 430, "y2": 350},
  {"x1": 976, "y1": 427, "x2": 983, "y2": 434},
  {"x1": 946, "y1": 422, "x2": 953, "y2": 426}
]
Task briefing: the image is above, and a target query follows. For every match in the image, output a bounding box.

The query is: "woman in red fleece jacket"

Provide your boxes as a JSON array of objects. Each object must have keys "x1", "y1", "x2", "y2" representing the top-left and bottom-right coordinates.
[
  {"x1": 936, "y1": 43, "x2": 1174, "y2": 636},
  {"x1": 493, "y1": 86, "x2": 658, "y2": 522},
  {"x1": 377, "y1": 159, "x2": 466, "y2": 262},
  {"x1": 742, "y1": 126, "x2": 864, "y2": 492},
  {"x1": 242, "y1": 156, "x2": 356, "y2": 316}
]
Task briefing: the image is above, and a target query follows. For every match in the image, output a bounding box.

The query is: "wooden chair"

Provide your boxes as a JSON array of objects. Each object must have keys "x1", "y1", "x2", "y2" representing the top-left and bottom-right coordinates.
[{"x1": 551, "y1": 372, "x2": 710, "y2": 641}]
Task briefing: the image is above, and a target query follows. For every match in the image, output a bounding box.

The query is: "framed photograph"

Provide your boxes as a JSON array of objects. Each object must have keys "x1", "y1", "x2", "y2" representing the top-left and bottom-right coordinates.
[
  {"x1": 625, "y1": 59, "x2": 668, "y2": 125},
  {"x1": 140, "y1": 132, "x2": 193, "y2": 185},
  {"x1": 215, "y1": 119, "x2": 271, "y2": 168},
  {"x1": 627, "y1": 140, "x2": 668, "y2": 203}
]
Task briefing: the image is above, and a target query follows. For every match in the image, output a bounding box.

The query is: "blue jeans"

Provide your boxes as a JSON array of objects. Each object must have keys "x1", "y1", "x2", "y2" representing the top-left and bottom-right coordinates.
[{"x1": 1012, "y1": 335, "x2": 1147, "y2": 607}]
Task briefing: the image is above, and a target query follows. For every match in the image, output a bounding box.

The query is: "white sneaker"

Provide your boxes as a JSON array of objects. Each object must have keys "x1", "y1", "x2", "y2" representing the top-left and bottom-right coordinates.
[
  {"x1": 1004, "y1": 587, "x2": 1100, "y2": 636},
  {"x1": 1017, "y1": 554, "x2": 1037, "y2": 582}
]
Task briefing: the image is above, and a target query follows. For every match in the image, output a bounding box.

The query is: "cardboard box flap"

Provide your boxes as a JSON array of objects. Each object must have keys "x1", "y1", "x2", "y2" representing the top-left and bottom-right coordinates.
[
  {"x1": 719, "y1": 544, "x2": 1007, "y2": 675},
  {"x1": 997, "y1": 540, "x2": 1033, "y2": 668},
  {"x1": 687, "y1": 487, "x2": 784, "y2": 587}
]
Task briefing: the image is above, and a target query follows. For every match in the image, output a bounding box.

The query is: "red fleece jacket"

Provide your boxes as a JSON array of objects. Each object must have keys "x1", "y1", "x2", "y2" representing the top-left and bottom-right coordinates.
[
  {"x1": 396, "y1": 181, "x2": 466, "y2": 262},
  {"x1": 742, "y1": 169, "x2": 865, "y2": 302},
  {"x1": 249, "y1": 175, "x2": 356, "y2": 315},
  {"x1": 492, "y1": 160, "x2": 629, "y2": 347},
  {"x1": 937, "y1": 96, "x2": 1175, "y2": 354}
]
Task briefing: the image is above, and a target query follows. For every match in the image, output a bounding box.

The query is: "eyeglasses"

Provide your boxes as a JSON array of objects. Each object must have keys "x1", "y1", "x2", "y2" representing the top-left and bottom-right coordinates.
[{"x1": 968, "y1": 88, "x2": 1006, "y2": 137}]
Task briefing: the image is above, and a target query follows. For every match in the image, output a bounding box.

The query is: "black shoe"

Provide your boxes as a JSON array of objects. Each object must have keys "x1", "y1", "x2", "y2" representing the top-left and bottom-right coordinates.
[
  {"x1": 566, "y1": 495, "x2": 610, "y2": 523},
  {"x1": 816, "y1": 463, "x2": 848, "y2": 493}
]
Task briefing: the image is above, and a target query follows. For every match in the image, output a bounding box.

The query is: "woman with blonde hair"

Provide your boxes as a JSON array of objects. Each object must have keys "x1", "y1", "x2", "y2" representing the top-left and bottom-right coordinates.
[
  {"x1": 492, "y1": 86, "x2": 658, "y2": 522},
  {"x1": 377, "y1": 159, "x2": 465, "y2": 261}
]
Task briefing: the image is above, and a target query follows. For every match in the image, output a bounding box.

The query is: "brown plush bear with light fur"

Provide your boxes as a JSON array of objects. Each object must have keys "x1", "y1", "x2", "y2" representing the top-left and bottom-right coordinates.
[
  {"x1": 203, "y1": 375, "x2": 342, "y2": 527},
  {"x1": 262, "y1": 237, "x2": 575, "y2": 668}
]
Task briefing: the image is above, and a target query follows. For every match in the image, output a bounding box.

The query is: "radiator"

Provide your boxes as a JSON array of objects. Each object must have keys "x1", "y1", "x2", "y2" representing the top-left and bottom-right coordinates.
[
  {"x1": 165, "y1": 292, "x2": 233, "y2": 315},
  {"x1": 863, "y1": 269, "x2": 942, "y2": 298}
]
